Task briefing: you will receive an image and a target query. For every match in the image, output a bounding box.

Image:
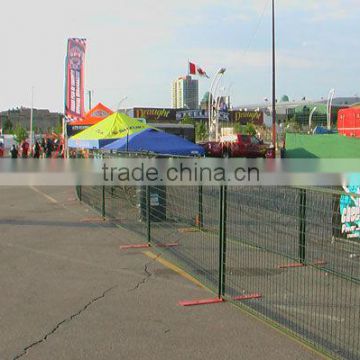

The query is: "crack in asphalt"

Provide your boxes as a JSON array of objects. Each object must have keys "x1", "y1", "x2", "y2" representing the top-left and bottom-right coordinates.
[
  {"x1": 12, "y1": 285, "x2": 118, "y2": 360},
  {"x1": 128, "y1": 255, "x2": 161, "y2": 292}
]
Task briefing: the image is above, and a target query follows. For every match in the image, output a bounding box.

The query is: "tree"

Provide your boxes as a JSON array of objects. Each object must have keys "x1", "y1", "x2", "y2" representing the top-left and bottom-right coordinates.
[
  {"x1": 53, "y1": 122, "x2": 63, "y2": 135},
  {"x1": 244, "y1": 123, "x2": 256, "y2": 136},
  {"x1": 180, "y1": 114, "x2": 195, "y2": 125},
  {"x1": 233, "y1": 122, "x2": 244, "y2": 134},
  {"x1": 233, "y1": 122, "x2": 257, "y2": 136},
  {"x1": 195, "y1": 121, "x2": 208, "y2": 142},
  {"x1": 13, "y1": 124, "x2": 28, "y2": 143},
  {"x1": 3, "y1": 118, "x2": 13, "y2": 134},
  {"x1": 284, "y1": 118, "x2": 301, "y2": 132}
]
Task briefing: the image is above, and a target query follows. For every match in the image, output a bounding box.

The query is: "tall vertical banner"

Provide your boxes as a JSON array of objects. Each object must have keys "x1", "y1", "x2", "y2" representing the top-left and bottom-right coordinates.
[{"x1": 65, "y1": 38, "x2": 87, "y2": 119}]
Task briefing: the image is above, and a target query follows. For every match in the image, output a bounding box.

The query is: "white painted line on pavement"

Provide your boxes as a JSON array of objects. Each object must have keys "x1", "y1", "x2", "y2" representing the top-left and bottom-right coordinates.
[{"x1": 30, "y1": 186, "x2": 58, "y2": 204}]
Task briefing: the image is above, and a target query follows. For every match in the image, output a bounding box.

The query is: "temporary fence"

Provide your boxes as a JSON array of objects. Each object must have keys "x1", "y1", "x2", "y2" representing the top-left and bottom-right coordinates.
[{"x1": 75, "y1": 183, "x2": 360, "y2": 359}]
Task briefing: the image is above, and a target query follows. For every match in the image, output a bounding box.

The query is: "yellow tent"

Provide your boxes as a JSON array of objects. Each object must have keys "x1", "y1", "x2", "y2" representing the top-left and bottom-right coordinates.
[{"x1": 68, "y1": 112, "x2": 151, "y2": 148}]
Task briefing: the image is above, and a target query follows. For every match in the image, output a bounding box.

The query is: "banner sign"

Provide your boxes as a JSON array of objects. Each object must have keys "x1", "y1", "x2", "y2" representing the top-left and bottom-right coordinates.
[
  {"x1": 229, "y1": 111, "x2": 264, "y2": 125},
  {"x1": 65, "y1": 38, "x2": 87, "y2": 119},
  {"x1": 133, "y1": 108, "x2": 176, "y2": 122},
  {"x1": 340, "y1": 186, "x2": 360, "y2": 239},
  {"x1": 176, "y1": 110, "x2": 229, "y2": 122}
]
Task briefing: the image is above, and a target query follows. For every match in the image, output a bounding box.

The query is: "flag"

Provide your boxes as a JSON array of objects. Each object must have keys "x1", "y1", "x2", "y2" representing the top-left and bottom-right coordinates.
[
  {"x1": 197, "y1": 67, "x2": 210, "y2": 78},
  {"x1": 189, "y1": 62, "x2": 197, "y2": 75},
  {"x1": 65, "y1": 38, "x2": 87, "y2": 119},
  {"x1": 188, "y1": 61, "x2": 209, "y2": 78}
]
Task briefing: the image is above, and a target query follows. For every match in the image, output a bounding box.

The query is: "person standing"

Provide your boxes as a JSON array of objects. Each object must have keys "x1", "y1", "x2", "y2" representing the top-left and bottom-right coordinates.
[
  {"x1": 21, "y1": 140, "x2": 29, "y2": 158},
  {"x1": 33, "y1": 141, "x2": 41, "y2": 158},
  {"x1": 10, "y1": 145, "x2": 18, "y2": 159},
  {"x1": 45, "y1": 139, "x2": 53, "y2": 158},
  {"x1": 41, "y1": 138, "x2": 46, "y2": 158}
]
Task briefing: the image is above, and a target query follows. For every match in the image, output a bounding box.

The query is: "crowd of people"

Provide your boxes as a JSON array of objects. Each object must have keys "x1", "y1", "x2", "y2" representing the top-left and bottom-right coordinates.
[{"x1": 7, "y1": 138, "x2": 64, "y2": 159}]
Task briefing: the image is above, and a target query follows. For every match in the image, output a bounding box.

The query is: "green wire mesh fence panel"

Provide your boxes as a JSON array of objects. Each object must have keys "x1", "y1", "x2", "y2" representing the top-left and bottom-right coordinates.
[
  {"x1": 103, "y1": 185, "x2": 147, "y2": 237},
  {"x1": 224, "y1": 186, "x2": 360, "y2": 360},
  {"x1": 77, "y1": 180, "x2": 360, "y2": 359},
  {"x1": 80, "y1": 186, "x2": 103, "y2": 214},
  {"x1": 149, "y1": 186, "x2": 221, "y2": 290}
]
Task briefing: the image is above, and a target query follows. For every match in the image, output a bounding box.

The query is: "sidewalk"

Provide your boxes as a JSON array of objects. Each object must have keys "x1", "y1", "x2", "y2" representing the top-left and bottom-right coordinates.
[{"x1": 0, "y1": 186, "x2": 324, "y2": 360}]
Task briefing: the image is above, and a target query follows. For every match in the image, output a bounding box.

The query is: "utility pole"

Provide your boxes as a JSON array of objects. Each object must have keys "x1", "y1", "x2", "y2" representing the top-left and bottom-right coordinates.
[
  {"x1": 29, "y1": 86, "x2": 34, "y2": 151},
  {"x1": 88, "y1": 90, "x2": 92, "y2": 111},
  {"x1": 272, "y1": 0, "x2": 277, "y2": 150}
]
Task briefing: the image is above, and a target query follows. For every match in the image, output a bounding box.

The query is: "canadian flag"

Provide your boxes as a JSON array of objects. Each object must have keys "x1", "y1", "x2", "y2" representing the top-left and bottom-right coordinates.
[{"x1": 189, "y1": 62, "x2": 209, "y2": 78}]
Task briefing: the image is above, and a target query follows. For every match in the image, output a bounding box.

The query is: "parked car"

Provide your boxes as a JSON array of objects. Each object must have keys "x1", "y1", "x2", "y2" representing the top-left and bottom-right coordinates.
[{"x1": 200, "y1": 134, "x2": 275, "y2": 158}]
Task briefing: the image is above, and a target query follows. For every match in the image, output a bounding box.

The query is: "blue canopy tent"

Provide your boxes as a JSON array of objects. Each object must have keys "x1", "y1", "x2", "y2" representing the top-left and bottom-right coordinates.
[{"x1": 101, "y1": 129, "x2": 205, "y2": 156}]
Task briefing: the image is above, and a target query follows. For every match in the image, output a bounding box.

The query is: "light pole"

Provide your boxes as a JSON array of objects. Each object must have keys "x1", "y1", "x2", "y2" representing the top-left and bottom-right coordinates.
[
  {"x1": 117, "y1": 96, "x2": 128, "y2": 112},
  {"x1": 208, "y1": 68, "x2": 226, "y2": 141},
  {"x1": 29, "y1": 86, "x2": 34, "y2": 152},
  {"x1": 215, "y1": 86, "x2": 226, "y2": 139},
  {"x1": 88, "y1": 90, "x2": 93, "y2": 111},
  {"x1": 327, "y1": 89, "x2": 335, "y2": 130},
  {"x1": 271, "y1": 0, "x2": 277, "y2": 149},
  {"x1": 309, "y1": 106, "x2": 317, "y2": 130}
]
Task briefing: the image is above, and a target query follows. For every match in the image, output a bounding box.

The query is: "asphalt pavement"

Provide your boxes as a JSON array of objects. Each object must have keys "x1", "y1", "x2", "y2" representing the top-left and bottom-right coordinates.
[{"x1": 0, "y1": 186, "x2": 325, "y2": 360}]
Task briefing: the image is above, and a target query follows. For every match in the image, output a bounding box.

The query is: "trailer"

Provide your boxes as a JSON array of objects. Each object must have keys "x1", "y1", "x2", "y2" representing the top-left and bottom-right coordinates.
[{"x1": 338, "y1": 107, "x2": 360, "y2": 138}]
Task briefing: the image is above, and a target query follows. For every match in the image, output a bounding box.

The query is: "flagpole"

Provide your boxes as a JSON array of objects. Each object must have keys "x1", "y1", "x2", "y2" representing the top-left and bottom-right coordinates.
[
  {"x1": 29, "y1": 86, "x2": 34, "y2": 153},
  {"x1": 271, "y1": 0, "x2": 277, "y2": 150}
]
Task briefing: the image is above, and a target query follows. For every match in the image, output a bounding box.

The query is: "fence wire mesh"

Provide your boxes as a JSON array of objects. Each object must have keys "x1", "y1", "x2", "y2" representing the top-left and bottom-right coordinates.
[{"x1": 76, "y1": 183, "x2": 360, "y2": 359}]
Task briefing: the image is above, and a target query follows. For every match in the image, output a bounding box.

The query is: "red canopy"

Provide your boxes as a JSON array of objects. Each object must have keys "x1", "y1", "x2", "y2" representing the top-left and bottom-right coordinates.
[
  {"x1": 338, "y1": 106, "x2": 360, "y2": 138},
  {"x1": 68, "y1": 103, "x2": 113, "y2": 126}
]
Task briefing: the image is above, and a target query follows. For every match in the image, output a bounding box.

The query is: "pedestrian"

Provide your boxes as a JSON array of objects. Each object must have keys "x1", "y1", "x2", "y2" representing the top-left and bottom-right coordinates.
[
  {"x1": 45, "y1": 139, "x2": 53, "y2": 158},
  {"x1": 10, "y1": 144, "x2": 18, "y2": 159},
  {"x1": 33, "y1": 141, "x2": 41, "y2": 158},
  {"x1": 41, "y1": 138, "x2": 46, "y2": 158},
  {"x1": 21, "y1": 140, "x2": 29, "y2": 158},
  {"x1": 58, "y1": 144, "x2": 64, "y2": 158}
]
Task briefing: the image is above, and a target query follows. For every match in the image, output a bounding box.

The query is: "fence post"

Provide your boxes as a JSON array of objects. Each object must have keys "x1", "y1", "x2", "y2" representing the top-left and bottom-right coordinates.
[
  {"x1": 78, "y1": 185, "x2": 82, "y2": 202},
  {"x1": 146, "y1": 185, "x2": 151, "y2": 245},
  {"x1": 102, "y1": 186, "x2": 106, "y2": 218},
  {"x1": 221, "y1": 186, "x2": 227, "y2": 296},
  {"x1": 218, "y1": 185, "x2": 227, "y2": 299},
  {"x1": 198, "y1": 185, "x2": 203, "y2": 229},
  {"x1": 299, "y1": 188, "x2": 307, "y2": 264},
  {"x1": 218, "y1": 186, "x2": 224, "y2": 299}
]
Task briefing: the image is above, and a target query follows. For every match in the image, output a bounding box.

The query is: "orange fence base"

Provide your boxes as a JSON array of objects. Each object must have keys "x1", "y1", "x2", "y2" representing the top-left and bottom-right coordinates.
[
  {"x1": 179, "y1": 293, "x2": 262, "y2": 307},
  {"x1": 278, "y1": 260, "x2": 326, "y2": 269},
  {"x1": 178, "y1": 298, "x2": 224, "y2": 306},
  {"x1": 120, "y1": 243, "x2": 179, "y2": 250}
]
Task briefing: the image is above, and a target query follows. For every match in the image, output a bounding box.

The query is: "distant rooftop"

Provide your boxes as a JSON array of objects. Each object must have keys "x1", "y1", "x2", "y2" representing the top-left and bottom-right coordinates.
[{"x1": 234, "y1": 97, "x2": 360, "y2": 114}]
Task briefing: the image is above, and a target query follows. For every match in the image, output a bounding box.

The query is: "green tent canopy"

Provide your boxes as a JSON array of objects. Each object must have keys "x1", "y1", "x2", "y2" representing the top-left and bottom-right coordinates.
[
  {"x1": 68, "y1": 112, "x2": 151, "y2": 149},
  {"x1": 285, "y1": 133, "x2": 360, "y2": 158}
]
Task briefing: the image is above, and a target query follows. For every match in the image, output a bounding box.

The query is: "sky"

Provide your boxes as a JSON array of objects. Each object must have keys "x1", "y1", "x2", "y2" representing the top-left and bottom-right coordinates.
[{"x1": 1, "y1": 0, "x2": 359, "y2": 113}]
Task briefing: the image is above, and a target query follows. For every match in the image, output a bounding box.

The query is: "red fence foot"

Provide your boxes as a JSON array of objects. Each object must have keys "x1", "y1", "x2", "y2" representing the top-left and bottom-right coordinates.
[
  {"x1": 278, "y1": 263, "x2": 304, "y2": 269},
  {"x1": 278, "y1": 260, "x2": 327, "y2": 269},
  {"x1": 232, "y1": 293, "x2": 262, "y2": 301},
  {"x1": 156, "y1": 243, "x2": 179, "y2": 248},
  {"x1": 120, "y1": 244, "x2": 151, "y2": 250},
  {"x1": 120, "y1": 243, "x2": 179, "y2": 250},
  {"x1": 80, "y1": 217, "x2": 106, "y2": 223},
  {"x1": 178, "y1": 298, "x2": 224, "y2": 306}
]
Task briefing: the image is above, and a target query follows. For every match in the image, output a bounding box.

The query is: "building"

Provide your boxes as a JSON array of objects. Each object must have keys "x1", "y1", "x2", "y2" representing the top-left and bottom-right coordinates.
[
  {"x1": 172, "y1": 76, "x2": 199, "y2": 109},
  {"x1": 151, "y1": 123, "x2": 195, "y2": 142},
  {"x1": 0, "y1": 107, "x2": 63, "y2": 133},
  {"x1": 235, "y1": 96, "x2": 360, "y2": 128},
  {"x1": 126, "y1": 107, "x2": 177, "y2": 123}
]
